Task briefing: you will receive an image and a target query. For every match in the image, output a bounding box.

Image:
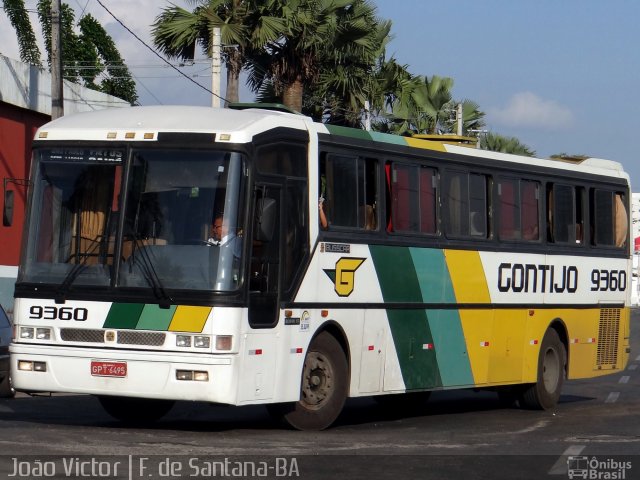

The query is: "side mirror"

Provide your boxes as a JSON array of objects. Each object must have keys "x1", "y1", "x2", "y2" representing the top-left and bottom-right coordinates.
[
  {"x1": 254, "y1": 197, "x2": 277, "y2": 242},
  {"x1": 3, "y1": 190, "x2": 14, "y2": 227}
]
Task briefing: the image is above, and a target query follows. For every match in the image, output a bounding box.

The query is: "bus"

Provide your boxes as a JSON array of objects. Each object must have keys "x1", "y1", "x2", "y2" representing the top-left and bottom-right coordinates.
[{"x1": 10, "y1": 105, "x2": 631, "y2": 430}]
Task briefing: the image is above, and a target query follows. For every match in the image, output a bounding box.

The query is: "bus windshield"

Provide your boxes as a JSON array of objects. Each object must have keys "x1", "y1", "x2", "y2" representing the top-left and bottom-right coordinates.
[{"x1": 20, "y1": 147, "x2": 246, "y2": 293}]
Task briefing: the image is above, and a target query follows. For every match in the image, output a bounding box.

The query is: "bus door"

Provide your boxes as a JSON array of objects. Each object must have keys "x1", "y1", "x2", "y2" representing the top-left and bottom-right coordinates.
[{"x1": 248, "y1": 184, "x2": 282, "y2": 327}]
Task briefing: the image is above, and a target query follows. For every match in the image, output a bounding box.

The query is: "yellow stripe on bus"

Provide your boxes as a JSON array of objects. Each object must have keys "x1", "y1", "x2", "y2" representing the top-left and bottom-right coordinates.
[
  {"x1": 443, "y1": 250, "x2": 491, "y2": 384},
  {"x1": 444, "y1": 250, "x2": 490, "y2": 303},
  {"x1": 168, "y1": 306, "x2": 212, "y2": 333},
  {"x1": 404, "y1": 137, "x2": 447, "y2": 152}
]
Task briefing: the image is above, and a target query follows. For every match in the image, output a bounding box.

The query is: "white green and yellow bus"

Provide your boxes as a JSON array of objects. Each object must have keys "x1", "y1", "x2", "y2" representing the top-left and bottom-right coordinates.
[{"x1": 11, "y1": 105, "x2": 631, "y2": 430}]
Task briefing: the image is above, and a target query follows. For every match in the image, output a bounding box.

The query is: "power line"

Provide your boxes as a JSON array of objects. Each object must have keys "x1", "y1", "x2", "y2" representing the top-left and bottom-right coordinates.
[
  {"x1": 92, "y1": 0, "x2": 227, "y2": 104},
  {"x1": 131, "y1": 72, "x2": 163, "y2": 106},
  {"x1": 0, "y1": 5, "x2": 39, "y2": 14}
]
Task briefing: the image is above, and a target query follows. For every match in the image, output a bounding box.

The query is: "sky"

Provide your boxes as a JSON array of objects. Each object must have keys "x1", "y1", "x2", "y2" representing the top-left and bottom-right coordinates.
[{"x1": 1, "y1": 0, "x2": 638, "y2": 186}]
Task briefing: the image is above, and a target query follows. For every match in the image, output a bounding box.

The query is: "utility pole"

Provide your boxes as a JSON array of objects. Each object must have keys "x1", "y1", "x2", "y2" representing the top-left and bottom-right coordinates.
[
  {"x1": 456, "y1": 103, "x2": 463, "y2": 136},
  {"x1": 50, "y1": 0, "x2": 64, "y2": 119},
  {"x1": 211, "y1": 27, "x2": 221, "y2": 108},
  {"x1": 364, "y1": 100, "x2": 371, "y2": 131}
]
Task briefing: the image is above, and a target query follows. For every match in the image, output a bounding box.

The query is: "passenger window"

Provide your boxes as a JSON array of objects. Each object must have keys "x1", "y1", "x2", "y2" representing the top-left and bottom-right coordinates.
[
  {"x1": 445, "y1": 171, "x2": 488, "y2": 238},
  {"x1": 498, "y1": 178, "x2": 540, "y2": 242},
  {"x1": 547, "y1": 183, "x2": 583, "y2": 245},
  {"x1": 321, "y1": 154, "x2": 377, "y2": 230},
  {"x1": 592, "y1": 189, "x2": 628, "y2": 248},
  {"x1": 389, "y1": 163, "x2": 437, "y2": 234}
]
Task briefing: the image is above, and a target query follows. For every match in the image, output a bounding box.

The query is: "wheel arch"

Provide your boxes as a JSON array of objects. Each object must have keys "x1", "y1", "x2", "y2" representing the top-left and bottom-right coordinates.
[
  {"x1": 312, "y1": 320, "x2": 351, "y2": 380},
  {"x1": 547, "y1": 317, "x2": 569, "y2": 371}
]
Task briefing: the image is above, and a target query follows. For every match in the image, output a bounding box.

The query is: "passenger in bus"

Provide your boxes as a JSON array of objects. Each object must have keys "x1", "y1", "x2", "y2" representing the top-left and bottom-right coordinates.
[
  {"x1": 363, "y1": 204, "x2": 376, "y2": 230},
  {"x1": 319, "y1": 197, "x2": 328, "y2": 229}
]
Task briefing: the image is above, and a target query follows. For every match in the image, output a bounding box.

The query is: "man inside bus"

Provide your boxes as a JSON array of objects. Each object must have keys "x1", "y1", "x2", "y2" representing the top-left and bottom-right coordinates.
[{"x1": 208, "y1": 214, "x2": 242, "y2": 258}]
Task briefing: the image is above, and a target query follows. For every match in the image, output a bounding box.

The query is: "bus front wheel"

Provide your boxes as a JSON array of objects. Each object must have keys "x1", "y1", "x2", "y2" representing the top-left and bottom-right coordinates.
[
  {"x1": 520, "y1": 328, "x2": 566, "y2": 410},
  {"x1": 98, "y1": 396, "x2": 175, "y2": 424},
  {"x1": 269, "y1": 331, "x2": 348, "y2": 430}
]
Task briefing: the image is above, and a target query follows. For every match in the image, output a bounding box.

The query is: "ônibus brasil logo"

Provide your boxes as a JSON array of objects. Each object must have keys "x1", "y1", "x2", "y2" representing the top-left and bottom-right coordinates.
[{"x1": 567, "y1": 456, "x2": 632, "y2": 480}]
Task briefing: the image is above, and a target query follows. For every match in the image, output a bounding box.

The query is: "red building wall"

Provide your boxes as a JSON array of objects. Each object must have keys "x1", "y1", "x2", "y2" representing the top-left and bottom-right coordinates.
[{"x1": 0, "y1": 102, "x2": 50, "y2": 266}]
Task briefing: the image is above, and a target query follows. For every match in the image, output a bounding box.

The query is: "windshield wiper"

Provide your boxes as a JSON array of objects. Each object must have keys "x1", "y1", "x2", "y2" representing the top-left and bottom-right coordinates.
[
  {"x1": 127, "y1": 233, "x2": 174, "y2": 308},
  {"x1": 55, "y1": 237, "x2": 104, "y2": 304}
]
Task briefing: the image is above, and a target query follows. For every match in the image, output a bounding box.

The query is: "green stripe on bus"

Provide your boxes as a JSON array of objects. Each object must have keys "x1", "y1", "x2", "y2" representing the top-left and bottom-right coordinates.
[
  {"x1": 407, "y1": 248, "x2": 474, "y2": 386},
  {"x1": 136, "y1": 304, "x2": 177, "y2": 331},
  {"x1": 370, "y1": 245, "x2": 441, "y2": 389},
  {"x1": 103, "y1": 303, "x2": 145, "y2": 329},
  {"x1": 426, "y1": 310, "x2": 474, "y2": 386},
  {"x1": 408, "y1": 248, "x2": 456, "y2": 303},
  {"x1": 369, "y1": 245, "x2": 422, "y2": 302},
  {"x1": 387, "y1": 309, "x2": 441, "y2": 389},
  {"x1": 369, "y1": 131, "x2": 408, "y2": 146},
  {"x1": 324, "y1": 124, "x2": 373, "y2": 141}
]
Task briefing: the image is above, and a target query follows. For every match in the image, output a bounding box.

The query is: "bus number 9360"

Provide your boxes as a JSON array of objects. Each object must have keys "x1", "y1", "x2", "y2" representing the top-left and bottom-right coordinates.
[
  {"x1": 590, "y1": 269, "x2": 626, "y2": 292},
  {"x1": 29, "y1": 305, "x2": 88, "y2": 321}
]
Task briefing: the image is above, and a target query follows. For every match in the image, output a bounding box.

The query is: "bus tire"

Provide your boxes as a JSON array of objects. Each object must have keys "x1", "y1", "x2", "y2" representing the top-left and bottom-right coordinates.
[
  {"x1": 520, "y1": 328, "x2": 566, "y2": 410},
  {"x1": 270, "y1": 331, "x2": 348, "y2": 430},
  {"x1": 98, "y1": 396, "x2": 174, "y2": 424},
  {"x1": 0, "y1": 373, "x2": 15, "y2": 398}
]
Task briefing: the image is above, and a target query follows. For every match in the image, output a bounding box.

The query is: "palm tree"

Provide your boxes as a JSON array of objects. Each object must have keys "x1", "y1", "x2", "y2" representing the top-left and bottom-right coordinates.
[
  {"x1": 366, "y1": 60, "x2": 419, "y2": 133},
  {"x1": 441, "y1": 99, "x2": 486, "y2": 136},
  {"x1": 246, "y1": 0, "x2": 384, "y2": 113},
  {"x1": 415, "y1": 75, "x2": 455, "y2": 134},
  {"x1": 481, "y1": 132, "x2": 535, "y2": 156},
  {"x1": 383, "y1": 74, "x2": 456, "y2": 136},
  {"x1": 309, "y1": 9, "x2": 392, "y2": 126},
  {"x1": 151, "y1": 0, "x2": 285, "y2": 105}
]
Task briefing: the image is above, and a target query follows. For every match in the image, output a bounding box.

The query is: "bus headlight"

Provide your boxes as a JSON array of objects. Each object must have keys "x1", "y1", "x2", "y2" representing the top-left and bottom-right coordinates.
[
  {"x1": 36, "y1": 328, "x2": 52, "y2": 340},
  {"x1": 176, "y1": 335, "x2": 191, "y2": 347},
  {"x1": 194, "y1": 336, "x2": 210, "y2": 348},
  {"x1": 20, "y1": 327, "x2": 35, "y2": 339}
]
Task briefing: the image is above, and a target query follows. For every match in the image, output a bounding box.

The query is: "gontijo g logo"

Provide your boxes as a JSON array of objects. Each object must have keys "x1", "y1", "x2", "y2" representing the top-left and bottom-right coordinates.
[{"x1": 324, "y1": 258, "x2": 366, "y2": 297}]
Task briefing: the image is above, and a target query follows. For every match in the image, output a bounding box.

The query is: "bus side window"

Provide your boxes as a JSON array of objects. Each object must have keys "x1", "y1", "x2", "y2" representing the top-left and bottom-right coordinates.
[
  {"x1": 615, "y1": 193, "x2": 628, "y2": 248},
  {"x1": 591, "y1": 189, "x2": 628, "y2": 248},
  {"x1": 446, "y1": 170, "x2": 487, "y2": 239},
  {"x1": 322, "y1": 153, "x2": 377, "y2": 230},
  {"x1": 388, "y1": 163, "x2": 437, "y2": 235},
  {"x1": 548, "y1": 183, "x2": 581, "y2": 245}
]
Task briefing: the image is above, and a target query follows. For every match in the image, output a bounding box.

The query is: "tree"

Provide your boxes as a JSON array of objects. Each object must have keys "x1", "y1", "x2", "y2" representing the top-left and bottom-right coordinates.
[
  {"x1": 3, "y1": 0, "x2": 137, "y2": 103},
  {"x1": 246, "y1": 0, "x2": 384, "y2": 113},
  {"x1": 481, "y1": 132, "x2": 535, "y2": 156},
  {"x1": 152, "y1": 0, "x2": 286, "y2": 105},
  {"x1": 441, "y1": 99, "x2": 486, "y2": 136},
  {"x1": 79, "y1": 15, "x2": 137, "y2": 103},
  {"x1": 306, "y1": 2, "x2": 391, "y2": 126},
  {"x1": 3, "y1": 0, "x2": 41, "y2": 65}
]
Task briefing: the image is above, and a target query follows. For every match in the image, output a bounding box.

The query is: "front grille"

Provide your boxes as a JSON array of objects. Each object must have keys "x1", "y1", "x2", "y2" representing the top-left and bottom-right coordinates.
[
  {"x1": 60, "y1": 328, "x2": 105, "y2": 343},
  {"x1": 596, "y1": 308, "x2": 620, "y2": 368},
  {"x1": 117, "y1": 331, "x2": 166, "y2": 347},
  {"x1": 59, "y1": 328, "x2": 166, "y2": 347}
]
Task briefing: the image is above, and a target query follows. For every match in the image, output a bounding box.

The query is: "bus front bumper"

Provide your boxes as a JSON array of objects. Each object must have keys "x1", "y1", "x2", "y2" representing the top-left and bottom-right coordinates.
[{"x1": 10, "y1": 343, "x2": 238, "y2": 404}]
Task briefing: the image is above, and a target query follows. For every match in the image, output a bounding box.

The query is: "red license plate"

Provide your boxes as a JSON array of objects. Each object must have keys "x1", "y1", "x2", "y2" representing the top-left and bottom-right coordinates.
[{"x1": 91, "y1": 361, "x2": 127, "y2": 378}]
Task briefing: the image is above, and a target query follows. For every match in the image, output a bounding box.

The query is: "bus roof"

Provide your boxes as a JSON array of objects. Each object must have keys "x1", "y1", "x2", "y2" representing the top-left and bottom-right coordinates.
[
  {"x1": 35, "y1": 105, "x2": 309, "y2": 144},
  {"x1": 34, "y1": 105, "x2": 628, "y2": 183}
]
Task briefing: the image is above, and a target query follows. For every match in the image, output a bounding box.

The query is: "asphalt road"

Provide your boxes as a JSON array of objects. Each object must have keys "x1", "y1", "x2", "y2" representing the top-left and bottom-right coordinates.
[{"x1": 0, "y1": 311, "x2": 638, "y2": 480}]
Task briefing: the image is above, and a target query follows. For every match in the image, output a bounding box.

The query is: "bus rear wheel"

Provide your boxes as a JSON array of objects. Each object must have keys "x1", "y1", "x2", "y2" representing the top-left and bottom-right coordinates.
[
  {"x1": 520, "y1": 328, "x2": 566, "y2": 410},
  {"x1": 269, "y1": 331, "x2": 348, "y2": 430},
  {"x1": 98, "y1": 396, "x2": 175, "y2": 424}
]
